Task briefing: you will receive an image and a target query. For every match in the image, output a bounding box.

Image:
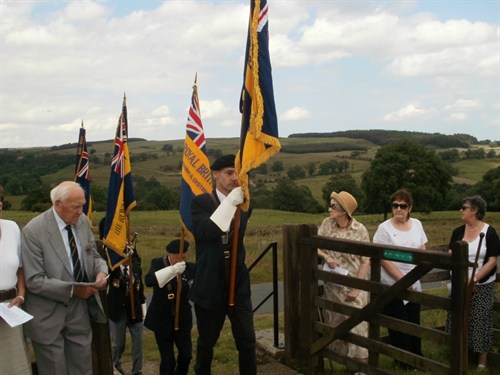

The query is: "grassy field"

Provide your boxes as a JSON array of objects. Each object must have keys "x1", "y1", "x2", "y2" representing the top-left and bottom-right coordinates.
[{"x1": 4, "y1": 208, "x2": 500, "y2": 284}]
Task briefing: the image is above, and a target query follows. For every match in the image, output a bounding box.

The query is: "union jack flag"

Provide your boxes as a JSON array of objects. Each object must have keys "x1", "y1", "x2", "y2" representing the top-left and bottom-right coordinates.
[
  {"x1": 111, "y1": 122, "x2": 126, "y2": 176},
  {"x1": 180, "y1": 77, "x2": 212, "y2": 240},
  {"x1": 186, "y1": 86, "x2": 206, "y2": 149},
  {"x1": 103, "y1": 94, "x2": 137, "y2": 270},
  {"x1": 74, "y1": 123, "x2": 92, "y2": 219}
]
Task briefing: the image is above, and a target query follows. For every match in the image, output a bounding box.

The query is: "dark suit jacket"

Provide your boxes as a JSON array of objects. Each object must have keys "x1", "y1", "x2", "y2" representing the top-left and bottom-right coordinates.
[
  {"x1": 21, "y1": 208, "x2": 108, "y2": 344},
  {"x1": 144, "y1": 257, "x2": 195, "y2": 332},
  {"x1": 189, "y1": 192, "x2": 252, "y2": 310},
  {"x1": 107, "y1": 250, "x2": 146, "y2": 324}
]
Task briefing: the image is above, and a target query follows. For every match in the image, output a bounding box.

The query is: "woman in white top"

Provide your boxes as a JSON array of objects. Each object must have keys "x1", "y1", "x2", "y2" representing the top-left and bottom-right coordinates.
[
  {"x1": 0, "y1": 186, "x2": 32, "y2": 374},
  {"x1": 373, "y1": 189, "x2": 427, "y2": 369}
]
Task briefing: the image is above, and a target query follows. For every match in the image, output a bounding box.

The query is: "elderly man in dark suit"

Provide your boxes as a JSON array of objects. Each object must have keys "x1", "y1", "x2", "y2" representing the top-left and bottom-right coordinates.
[
  {"x1": 144, "y1": 239, "x2": 195, "y2": 375},
  {"x1": 190, "y1": 154, "x2": 256, "y2": 375},
  {"x1": 22, "y1": 181, "x2": 108, "y2": 375}
]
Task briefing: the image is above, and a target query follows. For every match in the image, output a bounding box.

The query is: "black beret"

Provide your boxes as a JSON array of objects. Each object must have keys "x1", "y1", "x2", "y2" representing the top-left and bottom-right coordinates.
[
  {"x1": 166, "y1": 239, "x2": 189, "y2": 254},
  {"x1": 210, "y1": 154, "x2": 236, "y2": 171}
]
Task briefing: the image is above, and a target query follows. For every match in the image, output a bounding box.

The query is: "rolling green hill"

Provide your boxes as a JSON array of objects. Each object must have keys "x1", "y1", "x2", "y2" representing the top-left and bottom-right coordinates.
[{"x1": 1, "y1": 133, "x2": 499, "y2": 210}]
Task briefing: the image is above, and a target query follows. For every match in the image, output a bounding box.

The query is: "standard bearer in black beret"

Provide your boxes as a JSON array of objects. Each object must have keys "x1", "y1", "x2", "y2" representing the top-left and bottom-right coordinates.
[
  {"x1": 166, "y1": 239, "x2": 190, "y2": 254},
  {"x1": 210, "y1": 154, "x2": 235, "y2": 171}
]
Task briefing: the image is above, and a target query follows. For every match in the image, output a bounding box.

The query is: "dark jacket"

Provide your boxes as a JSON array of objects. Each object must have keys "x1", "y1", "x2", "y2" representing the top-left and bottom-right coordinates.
[
  {"x1": 107, "y1": 250, "x2": 146, "y2": 324},
  {"x1": 144, "y1": 257, "x2": 195, "y2": 331},
  {"x1": 189, "y1": 192, "x2": 252, "y2": 310},
  {"x1": 449, "y1": 224, "x2": 500, "y2": 283}
]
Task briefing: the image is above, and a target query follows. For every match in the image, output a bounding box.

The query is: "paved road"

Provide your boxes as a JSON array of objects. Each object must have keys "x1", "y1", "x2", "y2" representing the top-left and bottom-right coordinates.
[{"x1": 145, "y1": 278, "x2": 448, "y2": 324}]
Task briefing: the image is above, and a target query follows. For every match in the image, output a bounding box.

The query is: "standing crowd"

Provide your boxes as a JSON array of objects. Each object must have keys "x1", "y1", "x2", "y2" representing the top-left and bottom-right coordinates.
[{"x1": 1, "y1": 155, "x2": 499, "y2": 375}]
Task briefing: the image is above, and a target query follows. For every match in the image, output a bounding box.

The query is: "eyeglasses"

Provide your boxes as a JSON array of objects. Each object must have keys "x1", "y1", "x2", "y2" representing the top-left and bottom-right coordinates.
[
  {"x1": 329, "y1": 203, "x2": 340, "y2": 210},
  {"x1": 391, "y1": 203, "x2": 409, "y2": 210},
  {"x1": 460, "y1": 206, "x2": 471, "y2": 211}
]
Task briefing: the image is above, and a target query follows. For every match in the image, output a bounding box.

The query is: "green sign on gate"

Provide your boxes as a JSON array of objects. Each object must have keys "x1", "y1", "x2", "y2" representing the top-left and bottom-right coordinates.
[{"x1": 383, "y1": 249, "x2": 413, "y2": 262}]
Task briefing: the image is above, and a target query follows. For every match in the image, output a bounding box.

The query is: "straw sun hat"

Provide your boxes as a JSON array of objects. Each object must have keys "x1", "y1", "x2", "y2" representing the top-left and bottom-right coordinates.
[{"x1": 330, "y1": 191, "x2": 358, "y2": 218}]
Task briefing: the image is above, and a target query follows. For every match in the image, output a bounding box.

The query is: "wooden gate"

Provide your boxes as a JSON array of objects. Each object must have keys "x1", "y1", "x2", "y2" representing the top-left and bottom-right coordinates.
[{"x1": 282, "y1": 223, "x2": 498, "y2": 374}]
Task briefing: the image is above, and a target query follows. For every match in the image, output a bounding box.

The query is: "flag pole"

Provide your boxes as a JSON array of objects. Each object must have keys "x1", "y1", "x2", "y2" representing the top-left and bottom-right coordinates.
[
  {"x1": 174, "y1": 229, "x2": 186, "y2": 330},
  {"x1": 228, "y1": 208, "x2": 241, "y2": 306},
  {"x1": 74, "y1": 122, "x2": 85, "y2": 182},
  {"x1": 127, "y1": 214, "x2": 136, "y2": 320}
]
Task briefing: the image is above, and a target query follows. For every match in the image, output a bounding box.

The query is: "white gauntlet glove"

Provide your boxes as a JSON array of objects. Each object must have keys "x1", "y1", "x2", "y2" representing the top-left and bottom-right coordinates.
[
  {"x1": 155, "y1": 261, "x2": 186, "y2": 288},
  {"x1": 210, "y1": 187, "x2": 244, "y2": 232}
]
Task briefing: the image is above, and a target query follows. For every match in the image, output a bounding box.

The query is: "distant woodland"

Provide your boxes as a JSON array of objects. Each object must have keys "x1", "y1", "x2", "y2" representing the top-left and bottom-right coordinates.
[{"x1": 1, "y1": 130, "x2": 499, "y2": 213}]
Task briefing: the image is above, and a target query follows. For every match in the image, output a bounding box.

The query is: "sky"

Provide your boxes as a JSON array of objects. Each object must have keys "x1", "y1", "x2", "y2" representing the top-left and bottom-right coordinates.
[{"x1": 1, "y1": 0, "x2": 499, "y2": 148}]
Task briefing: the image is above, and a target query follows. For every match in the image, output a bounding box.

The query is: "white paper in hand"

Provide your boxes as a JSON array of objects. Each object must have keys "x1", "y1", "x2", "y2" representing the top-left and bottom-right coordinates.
[
  {"x1": 322, "y1": 263, "x2": 349, "y2": 276},
  {"x1": 0, "y1": 302, "x2": 33, "y2": 327}
]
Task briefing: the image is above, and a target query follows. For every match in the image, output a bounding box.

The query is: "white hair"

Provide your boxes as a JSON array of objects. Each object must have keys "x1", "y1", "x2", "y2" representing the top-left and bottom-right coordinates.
[{"x1": 50, "y1": 181, "x2": 84, "y2": 204}]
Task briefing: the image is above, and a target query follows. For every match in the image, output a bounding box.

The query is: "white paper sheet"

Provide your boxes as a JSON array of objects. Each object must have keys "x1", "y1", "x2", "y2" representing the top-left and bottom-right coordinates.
[
  {"x1": 0, "y1": 303, "x2": 33, "y2": 328},
  {"x1": 322, "y1": 263, "x2": 349, "y2": 276}
]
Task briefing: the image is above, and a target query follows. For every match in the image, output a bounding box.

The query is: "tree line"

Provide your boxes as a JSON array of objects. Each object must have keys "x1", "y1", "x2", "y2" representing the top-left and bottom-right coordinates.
[{"x1": 1, "y1": 140, "x2": 499, "y2": 214}]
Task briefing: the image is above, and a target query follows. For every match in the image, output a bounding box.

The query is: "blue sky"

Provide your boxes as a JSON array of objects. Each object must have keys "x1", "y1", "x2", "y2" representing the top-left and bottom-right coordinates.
[{"x1": 1, "y1": 0, "x2": 499, "y2": 148}]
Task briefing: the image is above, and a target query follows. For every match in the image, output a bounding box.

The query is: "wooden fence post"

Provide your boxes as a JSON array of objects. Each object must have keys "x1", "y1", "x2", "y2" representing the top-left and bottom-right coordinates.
[
  {"x1": 282, "y1": 223, "x2": 317, "y2": 370},
  {"x1": 449, "y1": 240, "x2": 469, "y2": 375}
]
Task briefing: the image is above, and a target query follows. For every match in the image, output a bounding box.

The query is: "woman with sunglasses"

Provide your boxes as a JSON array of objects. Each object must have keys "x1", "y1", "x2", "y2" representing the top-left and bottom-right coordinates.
[
  {"x1": 445, "y1": 195, "x2": 499, "y2": 371},
  {"x1": 373, "y1": 189, "x2": 428, "y2": 370},
  {"x1": 317, "y1": 191, "x2": 370, "y2": 375}
]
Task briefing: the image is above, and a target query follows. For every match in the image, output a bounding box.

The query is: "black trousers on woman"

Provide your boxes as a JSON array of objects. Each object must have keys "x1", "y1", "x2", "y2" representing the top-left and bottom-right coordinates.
[{"x1": 383, "y1": 299, "x2": 422, "y2": 357}]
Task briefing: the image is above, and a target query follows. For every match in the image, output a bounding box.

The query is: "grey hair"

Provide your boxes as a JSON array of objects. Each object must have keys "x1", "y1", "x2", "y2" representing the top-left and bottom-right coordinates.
[
  {"x1": 50, "y1": 181, "x2": 84, "y2": 204},
  {"x1": 462, "y1": 195, "x2": 487, "y2": 220}
]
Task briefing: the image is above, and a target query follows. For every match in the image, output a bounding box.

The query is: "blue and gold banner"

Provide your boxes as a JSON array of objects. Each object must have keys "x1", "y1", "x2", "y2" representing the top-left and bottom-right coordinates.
[
  {"x1": 180, "y1": 80, "x2": 212, "y2": 240},
  {"x1": 74, "y1": 123, "x2": 92, "y2": 220},
  {"x1": 103, "y1": 95, "x2": 137, "y2": 270},
  {"x1": 236, "y1": 0, "x2": 280, "y2": 211}
]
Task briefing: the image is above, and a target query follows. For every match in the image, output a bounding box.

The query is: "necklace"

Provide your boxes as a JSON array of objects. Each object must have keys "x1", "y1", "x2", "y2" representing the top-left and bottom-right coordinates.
[{"x1": 467, "y1": 222, "x2": 482, "y2": 231}]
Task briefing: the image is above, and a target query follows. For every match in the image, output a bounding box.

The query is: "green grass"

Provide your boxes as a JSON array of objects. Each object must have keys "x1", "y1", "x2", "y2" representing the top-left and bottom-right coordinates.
[
  {"x1": 4, "y1": 209, "x2": 500, "y2": 284},
  {"x1": 453, "y1": 159, "x2": 500, "y2": 184}
]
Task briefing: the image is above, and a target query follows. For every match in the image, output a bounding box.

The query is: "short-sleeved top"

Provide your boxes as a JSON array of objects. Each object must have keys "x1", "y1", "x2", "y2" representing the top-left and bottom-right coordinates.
[
  {"x1": 0, "y1": 219, "x2": 22, "y2": 290},
  {"x1": 373, "y1": 218, "x2": 428, "y2": 291}
]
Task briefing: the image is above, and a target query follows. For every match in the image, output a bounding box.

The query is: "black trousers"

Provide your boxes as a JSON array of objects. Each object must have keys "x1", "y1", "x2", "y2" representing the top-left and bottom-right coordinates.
[
  {"x1": 194, "y1": 298, "x2": 256, "y2": 375},
  {"x1": 153, "y1": 324, "x2": 192, "y2": 375},
  {"x1": 383, "y1": 299, "x2": 422, "y2": 356}
]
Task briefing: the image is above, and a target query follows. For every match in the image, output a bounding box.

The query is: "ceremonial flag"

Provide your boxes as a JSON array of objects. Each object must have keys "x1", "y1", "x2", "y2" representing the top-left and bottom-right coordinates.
[
  {"x1": 74, "y1": 123, "x2": 92, "y2": 220},
  {"x1": 236, "y1": 0, "x2": 280, "y2": 211},
  {"x1": 103, "y1": 94, "x2": 137, "y2": 270},
  {"x1": 180, "y1": 76, "x2": 212, "y2": 240}
]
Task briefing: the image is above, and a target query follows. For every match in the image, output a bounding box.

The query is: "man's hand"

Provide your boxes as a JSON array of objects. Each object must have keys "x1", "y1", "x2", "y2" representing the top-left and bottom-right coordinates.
[
  {"x1": 94, "y1": 272, "x2": 109, "y2": 290},
  {"x1": 73, "y1": 284, "x2": 99, "y2": 299},
  {"x1": 227, "y1": 186, "x2": 245, "y2": 205},
  {"x1": 173, "y1": 261, "x2": 186, "y2": 275}
]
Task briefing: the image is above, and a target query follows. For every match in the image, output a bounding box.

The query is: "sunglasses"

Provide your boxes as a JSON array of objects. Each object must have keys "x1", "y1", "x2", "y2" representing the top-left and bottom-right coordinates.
[
  {"x1": 329, "y1": 203, "x2": 340, "y2": 210},
  {"x1": 460, "y1": 206, "x2": 471, "y2": 211},
  {"x1": 391, "y1": 203, "x2": 409, "y2": 210}
]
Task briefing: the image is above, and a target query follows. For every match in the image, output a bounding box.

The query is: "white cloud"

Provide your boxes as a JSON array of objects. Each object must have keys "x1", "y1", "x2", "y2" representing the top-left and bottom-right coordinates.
[
  {"x1": 444, "y1": 99, "x2": 484, "y2": 112},
  {"x1": 0, "y1": 0, "x2": 498, "y2": 147},
  {"x1": 280, "y1": 106, "x2": 310, "y2": 122},
  {"x1": 384, "y1": 104, "x2": 438, "y2": 121},
  {"x1": 445, "y1": 112, "x2": 468, "y2": 122}
]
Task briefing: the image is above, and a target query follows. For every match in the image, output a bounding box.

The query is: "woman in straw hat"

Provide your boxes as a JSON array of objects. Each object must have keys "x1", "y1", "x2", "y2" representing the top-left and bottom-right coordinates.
[{"x1": 317, "y1": 191, "x2": 370, "y2": 374}]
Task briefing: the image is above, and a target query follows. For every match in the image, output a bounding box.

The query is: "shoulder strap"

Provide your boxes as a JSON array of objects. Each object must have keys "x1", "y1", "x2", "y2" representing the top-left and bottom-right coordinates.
[{"x1": 209, "y1": 191, "x2": 220, "y2": 208}]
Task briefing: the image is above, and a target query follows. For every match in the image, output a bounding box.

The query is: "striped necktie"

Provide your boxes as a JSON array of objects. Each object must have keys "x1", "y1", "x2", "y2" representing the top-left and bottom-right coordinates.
[{"x1": 65, "y1": 225, "x2": 84, "y2": 282}]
